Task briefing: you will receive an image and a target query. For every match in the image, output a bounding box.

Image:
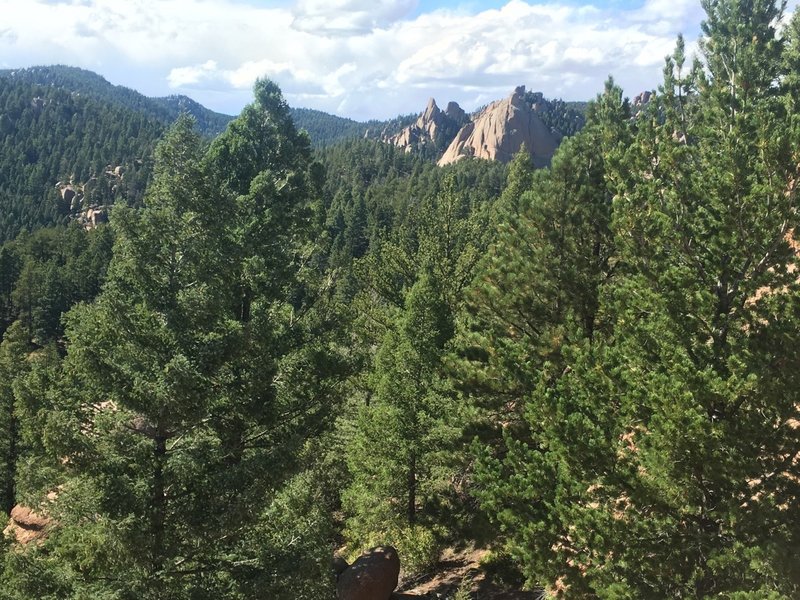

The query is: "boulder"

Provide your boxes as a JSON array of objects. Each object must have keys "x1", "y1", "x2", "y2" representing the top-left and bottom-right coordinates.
[
  {"x1": 332, "y1": 555, "x2": 350, "y2": 579},
  {"x1": 337, "y1": 546, "x2": 400, "y2": 600},
  {"x1": 60, "y1": 185, "x2": 76, "y2": 204},
  {"x1": 3, "y1": 504, "x2": 51, "y2": 544}
]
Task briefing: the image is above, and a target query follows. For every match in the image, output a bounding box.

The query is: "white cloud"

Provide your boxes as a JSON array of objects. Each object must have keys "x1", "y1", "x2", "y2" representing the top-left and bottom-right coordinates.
[
  {"x1": 168, "y1": 60, "x2": 218, "y2": 87},
  {"x1": 292, "y1": 0, "x2": 418, "y2": 35},
  {"x1": 0, "y1": 0, "x2": 735, "y2": 119}
]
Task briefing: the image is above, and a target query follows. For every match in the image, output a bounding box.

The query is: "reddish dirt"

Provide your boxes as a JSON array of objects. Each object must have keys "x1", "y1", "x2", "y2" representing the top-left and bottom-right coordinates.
[{"x1": 394, "y1": 546, "x2": 541, "y2": 599}]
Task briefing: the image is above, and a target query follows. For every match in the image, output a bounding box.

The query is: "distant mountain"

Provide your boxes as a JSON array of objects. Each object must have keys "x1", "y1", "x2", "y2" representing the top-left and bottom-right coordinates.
[
  {"x1": 0, "y1": 65, "x2": 589, "y2": 242},
  {"x1": 0, "y1": 66, "x2": 241, "y2": 241},
  {"x1": 288, "y1": 107, "x2": 420, "y2": 148},
  {"x1": 0, "y1": 66, "x2": 233, "y2": 137},
  {"x1": 376, "y1": 87, "x2": 587, "y2": 167},
  {"x1": 295, "y1": 87, "x2": 587, "y2": 164},
  {"x1": 289, "y1": 107, "x2": 366, "y2": 147}
]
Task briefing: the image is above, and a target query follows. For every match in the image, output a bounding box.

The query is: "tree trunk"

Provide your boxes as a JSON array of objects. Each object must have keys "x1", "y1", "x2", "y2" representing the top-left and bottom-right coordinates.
[
  {"x1": 407, "y1": 451, "x2": 416, "y2": 525},
  {"x1": 151, "y1": 434, "x2": 167, "y2": 575},
  {"x1": 3, "y1": 400, "x2": 16, "y2": 515}
]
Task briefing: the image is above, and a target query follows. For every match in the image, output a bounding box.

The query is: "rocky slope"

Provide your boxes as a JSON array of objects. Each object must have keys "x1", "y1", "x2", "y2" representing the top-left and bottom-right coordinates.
[
  {"x1": 383, "y1": 98, "x2": 469, "y2": 158},
  {"x1": 438, "y1": 86, "x2": 559, "y2": 167}
]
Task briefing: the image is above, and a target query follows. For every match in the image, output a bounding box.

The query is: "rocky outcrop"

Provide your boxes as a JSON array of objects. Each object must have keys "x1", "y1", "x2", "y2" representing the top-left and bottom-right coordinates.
[
  {"x1": 56, "y1": 170, "x2": 117, "y2": 230},
  {"x1": 337, "y1": 546, "x2": 400, "y2": 600},
  {"x1": 445, "y1": 101, "x2": 466, "y2": 123},
  {"x1": 438, "y1": 85, "x2": 559, "y2": 168},
  {"x1": 632, "y1": 90, "x2": 653, "y2": 107},
  {"x1": 385, "y1": 99, "x2": 467, "y2": 155},
  {"x1": 3, "y1": 504, "x2": 51, "y2": 544}
]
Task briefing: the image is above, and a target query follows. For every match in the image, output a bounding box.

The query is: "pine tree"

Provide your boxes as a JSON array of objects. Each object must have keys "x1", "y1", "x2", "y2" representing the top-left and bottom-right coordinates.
[
  {"x1": 0, "y1": 321, "x2": 30, "y2": 515},
  {"x1": 0, "y1": 83, "x2": 339, "y2": 599},
  {"x1": 470, "y1": 1, "x2": 800, "y2": 596},
  {"x1": 343, "y1": 175, "x2": 489, "y2": 566}
]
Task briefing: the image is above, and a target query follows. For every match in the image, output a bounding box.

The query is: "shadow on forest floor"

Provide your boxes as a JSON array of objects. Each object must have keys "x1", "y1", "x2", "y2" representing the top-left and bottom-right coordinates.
[{"x1": 393, "y1": 546, "x2": 543, "y2": 599}]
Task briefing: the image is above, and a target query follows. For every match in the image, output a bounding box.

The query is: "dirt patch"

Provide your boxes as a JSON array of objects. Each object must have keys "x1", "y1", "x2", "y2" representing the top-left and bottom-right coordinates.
[{"x1": 396, "y1": 546, "x2": 542, "y2": 599}]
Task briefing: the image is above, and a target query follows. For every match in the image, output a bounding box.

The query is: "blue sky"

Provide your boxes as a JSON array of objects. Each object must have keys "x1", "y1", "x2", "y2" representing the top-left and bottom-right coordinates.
[{"x1": 0, "y1": 0, "x2": 742, "y2": 119}]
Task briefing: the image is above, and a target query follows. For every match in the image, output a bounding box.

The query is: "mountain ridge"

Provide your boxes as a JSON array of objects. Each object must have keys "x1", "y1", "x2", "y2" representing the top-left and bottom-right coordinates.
[{"x1": 0, "y1": 65, "x2": 234, "y2": 137}]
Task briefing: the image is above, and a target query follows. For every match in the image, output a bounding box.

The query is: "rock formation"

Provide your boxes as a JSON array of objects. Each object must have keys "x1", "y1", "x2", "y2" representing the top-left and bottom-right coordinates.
[
  {"x1": 438, "y1": 85, "x2": 559, "y2": 168},
  {"x1": 3, "y1": 504, "x2": 51, "y2": 544},
  {"x1": 337, "y1": 546, "x2": 400, "y2": 600},
  {"x1": 385, "y1": 98, "x2": 467, "y2": 156},
  {"x1": 632, "y1": 90, "x2": 653, "y2": 107}
]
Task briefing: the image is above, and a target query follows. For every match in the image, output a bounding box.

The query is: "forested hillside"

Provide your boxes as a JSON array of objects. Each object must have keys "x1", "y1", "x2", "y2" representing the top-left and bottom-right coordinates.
[
  {"x1": 0, "y1": 76, "x2": 161, "y2": 241},
  {"x1": 0, "y1": 67, "x2": 233, "y2": 137},
  {"x1": 1, "y1": 0, "x2": 800, "y2": 598},
  {"x1": 0, "y1": 67, "x2": 234, "y2": 243},
  {"x1": 288, "y1": 108, "x2": 368, "y2": 147}
]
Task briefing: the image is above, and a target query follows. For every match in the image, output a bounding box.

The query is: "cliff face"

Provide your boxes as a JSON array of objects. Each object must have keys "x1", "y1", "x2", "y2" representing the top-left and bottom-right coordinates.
[
  {"x1": 384, "y1": 98, "x2": 467, "y2": 155},
  {"x1": 438, "y1": 86, "x2": 559, "y2": 167}
]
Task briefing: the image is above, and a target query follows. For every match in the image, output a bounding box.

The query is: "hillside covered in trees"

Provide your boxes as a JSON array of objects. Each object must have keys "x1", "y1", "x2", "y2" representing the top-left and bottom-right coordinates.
[
  {"x1": 0, "y1": 66, "x2": 238, "y2": 243},
  {"x1": 1, "y1": 0, "x2": 800, "y2": 598}
]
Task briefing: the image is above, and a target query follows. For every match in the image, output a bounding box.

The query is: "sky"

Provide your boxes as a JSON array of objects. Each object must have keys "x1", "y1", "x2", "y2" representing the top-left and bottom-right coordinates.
[{"x1": 0, "y1": 0, "x2": 760, "y2": 120}]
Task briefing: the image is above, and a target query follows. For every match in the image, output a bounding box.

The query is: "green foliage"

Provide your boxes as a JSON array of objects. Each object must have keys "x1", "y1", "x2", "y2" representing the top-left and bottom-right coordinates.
[
  {"x1": 0, "y1": 76, "x2": 161, "y2": 240},
  {"x1": 341, "y1": 169, "x2": 497, "y2": 566},
  {"x1": 3, "y1": 5, "x2": 800, "y2": 595},
  {"x1": 466, "y1": 1, "x2": 800, "y2": 597},
  {"x1": 0, "y1": 321, "x2": 30, "y2": 514},
  {"x1": 451, "y1": 577, "x2": 473, "y2": 600},
  {"x1": 248, "y1": 471, "x2": 337, "y2": 599},
  {"x1": 0, "y1": 84, "x2": 343, "y2": 598},
  {"x1": 523, "y1": 90, "x2": 587, "y2": 137},
  {"x1": 0, "y1": 65, "x2": 234, "y2": 243},
  {"x1": 290, "y1": 107, "x2": 366, "y2": 148},
  {"x1": 388, "y1": 524, "x2": 441, "y2": 577},
  {"x1": 0, "y1": 66, "x2": 232, "y2": 137}
]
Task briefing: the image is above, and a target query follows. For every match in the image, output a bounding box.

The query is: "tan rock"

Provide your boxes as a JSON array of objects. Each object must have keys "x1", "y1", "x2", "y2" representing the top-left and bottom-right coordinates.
[
  {"x1": 438, "y1": 85, "x2": 559, "y2": 167},
  {"x1": 4, "y1": 504, "x2": 51, "y2": 545},
  {"x1": 385, "y1": 98, "x2": 467, "y2": 155}
]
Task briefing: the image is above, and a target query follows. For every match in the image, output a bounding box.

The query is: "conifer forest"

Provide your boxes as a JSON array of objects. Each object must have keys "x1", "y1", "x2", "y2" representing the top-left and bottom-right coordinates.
[{"x1": 1, "y1": 0, "x2": 800, "y2": 597}]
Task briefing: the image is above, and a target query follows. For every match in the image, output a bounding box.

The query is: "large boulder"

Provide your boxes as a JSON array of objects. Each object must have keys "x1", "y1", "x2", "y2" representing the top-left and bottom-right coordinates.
[
  {"x1": 3, "y1": 504, "x2": 51, "y2": 544},
  {"x1": 337, "y1": 546, "x2": 400, "y2": 600}
]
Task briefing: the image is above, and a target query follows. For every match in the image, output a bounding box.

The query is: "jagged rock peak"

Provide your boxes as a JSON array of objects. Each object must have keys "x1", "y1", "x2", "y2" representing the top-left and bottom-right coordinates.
[
  {"x1": 445, "y1": 101, "x2": 466, "y2": 122},
  {"x1": 385, "y1": 97, "x2": 467, "y2": 156},
  {"x1": 438, "y1": 85, "x2": 559, "y2": 167},
  {"x1": 422, "y1": 97, "x2": 440, "y2": 120},
  {"x1": 633, "y1": 90, "x2": 653, "y2": 107}
]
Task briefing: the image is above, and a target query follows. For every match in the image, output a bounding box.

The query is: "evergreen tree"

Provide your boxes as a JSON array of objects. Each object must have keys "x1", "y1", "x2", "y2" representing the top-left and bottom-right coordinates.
[
  {"x1": 0, "y1": 322, "x2": 30, "y2": 515},
  {"x1": 0, "y1": 84, "x2": 339, "y2": 599},
  {"x1": 343, "y1": 175, "x2": 491, "y2": 570},
  {"x1": 470, "y1": 1, "x2": 800, "y2": 596}
]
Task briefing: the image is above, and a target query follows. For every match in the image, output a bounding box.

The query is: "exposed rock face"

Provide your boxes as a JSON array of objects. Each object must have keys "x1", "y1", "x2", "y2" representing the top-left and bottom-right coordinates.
[
  {"x1": 82, "y1": 206, "x2": 108, "y2": 229},
  {"x1": 632, "y1": 90, "x2": 653, "y2": 107},
  {"x1": 386, "y1": 98, "x2": 467, "y2": 155},
  {"x1": 60, "y1": 185, "x2": 76, "y2": 205},
  {"x1": 337, "y1": 546, "x2": 400, "y2": 600},
  {"x1": 445, "y1": 101, "x2": 466, "y2": 123},
  {"x1": 3, "y1": 504, "x2": 51, "y2": 544},
  {"x1": 438, "y1": 85, "x2": 559, "y2": 168}
]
